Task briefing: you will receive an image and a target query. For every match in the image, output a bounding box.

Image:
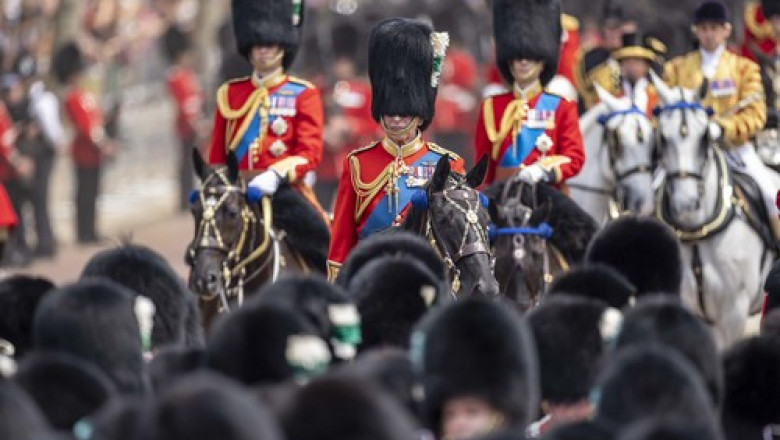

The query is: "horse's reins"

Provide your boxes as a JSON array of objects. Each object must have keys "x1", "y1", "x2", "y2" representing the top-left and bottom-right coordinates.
[
  {"x1": 422, "y1": 184, "x2": 491, "y2": 296},
  {"x1": 187, "y1": 169, "x2": 280, "y2": 311}
]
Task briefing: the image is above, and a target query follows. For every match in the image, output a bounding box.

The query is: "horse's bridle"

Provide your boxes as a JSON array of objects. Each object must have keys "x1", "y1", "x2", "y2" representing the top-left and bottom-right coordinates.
[
  {"x1": 187, "y1": 169, "x2": 280, "y2": 311},
  {"x1": 422, "y1": 183, "x2": 492, "y2": 296},
  {"x1": 599, "y1": 108, "x2": 656, "y2": 181}
]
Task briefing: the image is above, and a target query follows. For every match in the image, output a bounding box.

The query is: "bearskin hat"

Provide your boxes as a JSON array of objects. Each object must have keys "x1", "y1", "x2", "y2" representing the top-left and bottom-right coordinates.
[
  {"x1": 52, "y1": 42, "x2": 85, "y2": 84},
  {"x1": 79, "y1": 396, "x2": 147, "y2": 440},
  {"x1": 336, "y1": 230, "x2": 447, "y2": 289},
  {"x1": 764, "y1": 0, "x2": 780, "y2": 18},
  {"x1": 763, "y1": 260, "x2": 780, "y2": 318},
  {"x1": 149, "y1": 347, "x2": 206, "y2": 392},
  {"x1": 141, "y1": 372, "x2": 284, "y2": 440},
  {"x1": 161, "y1": 24, "x2": 191, "y2": 64},
  {"x1": 32, "y1": 279, "x2": 148, "y2": 394},
  {"x1": 0, "y1": 381, "x2": 50, "y2": 440},
  {"x1": 206, "y1": 304, "x2": 331, "y2": 386},
  {"x1": 231, "y1": 0, "x2": 304, "y2": 69},
  {"x1": 281, "y1": 375, "x2": 419, "y2": 440},
  {"x1": 251, "y1": 275, "x2": 361, "y2": 362},
  {"x1": 13, "y1": 352, "x2": 116, "y2": 431},
  {"x1": 529, "y1": 296, "x2": 615, "y2": 404},
  {"x1": 0, "y1": 275, "x2": 54, "y2": 358},
  {"x1": 618, "y1": 418, "x2": 720, "y2": 440},
  {"x1": 721, "y1": 336, "x2": 780, "y2": 440},
  {"x1": 585, "y1": 216, "x2": 682, "y2": 296},
  {"x1": 493, "y1": 0, "x2": 561, "y2": 86},
  {"x1": 543, "y1": 420, "x2": 615, "y2": 440},
  {"x1": 81, "y1": 244, "x2": 203, "y2": 350},
  {"x1": 348, "y1": 255, "x2": 446, "y2": 352},
  {"x1": 614, "y1": 297, "x2": 723, "y2": 408},
  {"x1": 548, "y1": 264, "x2": 636, "y2": 309},
  {"x1": 415, "y1": 298, "x2": 539, "y2": 433},
  {"x1": 369, "y1": 18, "x2": 443, "y2": 132},
  {"x1": 593, "y1": 345, "x2": 718, "y2": 434}
]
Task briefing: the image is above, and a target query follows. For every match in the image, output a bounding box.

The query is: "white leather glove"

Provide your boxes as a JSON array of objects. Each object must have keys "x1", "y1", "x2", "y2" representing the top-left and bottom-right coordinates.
[
  {"x1": 249, "y1": 170, "x2": 282, "y2": 195},
  {"x1": 517, "y1": 164, "x2": 549, "y2": 184}
]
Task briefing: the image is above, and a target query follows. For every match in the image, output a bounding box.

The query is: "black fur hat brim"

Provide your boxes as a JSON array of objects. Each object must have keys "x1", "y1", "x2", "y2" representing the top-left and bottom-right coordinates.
[
  {"x1": 231, "y1": 0, "x2": 304, "y2": 69},
  {"x1": 493, "y1": 0, "x2": 562, "y2": 86},
  {"x1": 348, "y1": 255, "x2": 445, "y2": 351},
  {"x1": 52, "y1": 42, "x2": 85, "y2": 84},
  {"x1": 763, "y1": 260, "x2": 780, "y2": 315},
  {"x1": 529, "y1": 296, "x2": 608, "y2": 404},
  {"x1": 416, "y1": 298, "x2": 539, "y2": 432},
  {"x1": 548, "y1": 264, "x2": 636, "y2": 309},
  {"x1": 0, "y1": 275, "x2": 55, "y2": 358},
  {"x1": 584, "y1": 216, "x2": 682, "y2": 296},
  {"x1": 369, "y1": 18, "x2": 437, "y2": 131},
  {"x1": 722, "y1": 336, "x2": 780, "y2": 427}
]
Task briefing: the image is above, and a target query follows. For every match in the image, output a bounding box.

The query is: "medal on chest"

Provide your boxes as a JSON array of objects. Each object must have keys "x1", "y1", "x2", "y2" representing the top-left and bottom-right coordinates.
[
  {"x1": 405, "y1": 160, "x2": 436, "y2": 188},
  {"x1": 710, "y1": 78, "x2": 736, "y2": 97},
  {"x1": 525, "y1": 109, "x2": 556, "y2": 130}
]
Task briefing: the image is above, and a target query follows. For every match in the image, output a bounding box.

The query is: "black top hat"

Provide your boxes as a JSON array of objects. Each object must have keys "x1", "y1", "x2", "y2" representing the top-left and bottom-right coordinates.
[
  {"x1": 613, "y1": 32, "x2": 657, "y2": 62},
  {"x1": 693, "y1": 1, "x2": 730, "y2": 24}
]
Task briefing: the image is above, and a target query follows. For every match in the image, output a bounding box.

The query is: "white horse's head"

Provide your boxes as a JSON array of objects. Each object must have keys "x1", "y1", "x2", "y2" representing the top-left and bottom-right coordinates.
[
  {"x1": 594, "y1": 85, "x2": 656, "y2": 216},
  {"x1": 650, "y1": 71, "x2": 722, "y2": 227}
]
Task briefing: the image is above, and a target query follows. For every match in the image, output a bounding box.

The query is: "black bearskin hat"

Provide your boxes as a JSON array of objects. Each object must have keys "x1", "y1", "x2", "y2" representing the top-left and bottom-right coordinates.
[
  {"x1": 13, "y1": 352, "x2": 117, "y2": 431},
  {"x1": 414, "y1": 298, "x2": 539, "y2": 434},
  {"x1": 336, "y1": 231, "x2": 446, "y2": 290},
  {"x1": 593, "y1": 345, "x2": 718, "y2": 434},
  {"x1": 618, "y1": 418, "x2": 720, "y2": 440},
  {"x1": 764, "y1": 259, "x2": 780, "y2": 318},
  {"x1": 33, "y1": 279, "x2": 148, "y2": 394},
  {"x1": 141, "y1": 372, "x2": 285, "y2": 440},
  {"x1": 529, "y1": 296, "x2": 616, "y2": 404},
  {"x1": 764, "y1": 0, "x2": 780, "y2": 18},
  {"x1": 348, "y1": 255, "x2": 446, "y2": 352},
  {"x1": 493, "y1": 0, "x2": 561, "y2": 86},
  {"x1": 369, "y1": 18, "x2": 443, "y2": 132},
  {"x1": 548, "y1": 264, "x2": 636, "y2": 309},
  {"x1": 206, "y1": 304, "x2": 331, "y2": 386},
  {"x1": 251, "y1": 275, "x2": 361, "y2": 362},
  {"x1": 0, "y1": 275, "x2": 54, "y2": 358},
  {"x1": 721, "y1": 336, "x2": 780, "y2": 440},
  {"x1": 231, "y1": 0, "x2": 304, "y2": 69},
  {"x1": 614, "y1": 297, "x2": 723, "y2": 409},
  {"x1": 81, "y1": 244, "x2": 203, "y2": 350},
  {"x1": 52, "y1": 42, "x2": 85, "y2": 84},
  {"x1": 0, "y1": 381, "x2": 50, "y2": 440},
  {"x1": 149, "y1": 347, "x2": 206, "y2": 392},
  {"x1": 585, "y1": 216, "x2": 682, "y2": 296},
  {"x1": 161, "y1": 24, "x2": 191, "y2": 64},
  {"x1": 281, "y1": 375, "x2": 419, "y2": 440}
]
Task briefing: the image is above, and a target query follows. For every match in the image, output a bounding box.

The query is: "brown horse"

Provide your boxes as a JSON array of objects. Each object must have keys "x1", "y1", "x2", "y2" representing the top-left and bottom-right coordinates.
[{"x1": 186, "y1": 151, "x2": 329, "y2": 329}]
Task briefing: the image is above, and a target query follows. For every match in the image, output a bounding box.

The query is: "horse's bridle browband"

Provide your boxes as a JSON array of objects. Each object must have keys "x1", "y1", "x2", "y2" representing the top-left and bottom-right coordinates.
[
  {"x1": 423, "y1": 184, "x2": 491, "y2": 296},
  {"x1": 187, "y1": 169, "x2": 280, "y2": 310}
]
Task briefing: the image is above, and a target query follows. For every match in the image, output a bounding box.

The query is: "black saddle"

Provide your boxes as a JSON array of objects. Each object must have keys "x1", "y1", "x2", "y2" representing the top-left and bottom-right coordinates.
[{"x1": 731, "y1": 169, "x2": 777, "y2": 252}]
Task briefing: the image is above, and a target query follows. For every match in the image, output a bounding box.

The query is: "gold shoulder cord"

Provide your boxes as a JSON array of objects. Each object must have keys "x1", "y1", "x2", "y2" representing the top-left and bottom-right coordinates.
[
  {"x1": 217, "y1": 83, "x2": 272, "y2": 153},
  {"x1": 484, "y1": 97, "x2": 529, "y2": 160},
  {"x1": 350, "y1": 149, "x2": 396, "y2": 220},
  {"x1": 428, "y1": 143, "x2": 462, "y2": 161}
]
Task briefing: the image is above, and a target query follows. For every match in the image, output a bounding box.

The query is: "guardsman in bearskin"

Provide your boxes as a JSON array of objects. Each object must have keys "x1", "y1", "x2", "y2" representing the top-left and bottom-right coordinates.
[
  {"x1": 606, "y1": 31, "x2": 664, "y2": 116},
  {"x1": 664, "y1": 1, "x2": 780, "y2": 223},
  {"x1": 209, "y1": 0, "x2": 326, "y2": 217},
  {"x1": 575, "y1": 1, "x2": 637, "y2": 110},
  {"x1": 474, "y1": 0, "x2": 585, "y2": 188},
  {"x1": 326, "y1": 18, "x2": 466, "y2": 280}
]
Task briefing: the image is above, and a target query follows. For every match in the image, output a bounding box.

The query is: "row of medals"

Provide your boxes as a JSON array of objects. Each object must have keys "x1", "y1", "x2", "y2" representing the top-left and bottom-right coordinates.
[{"x1": 253, "y1": 117, "x2": 290, "y2": 159}]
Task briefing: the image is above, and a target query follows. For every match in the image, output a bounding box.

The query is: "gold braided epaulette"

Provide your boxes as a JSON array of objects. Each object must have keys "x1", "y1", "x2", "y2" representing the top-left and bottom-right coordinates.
[
  {"x1": 287, "y1": 76, "x2": 315, "y2": 89},
  {"x1": 347, "y1": 141, "x2": 380, "y2": 158},
  {"x1": 427, "y1": 142, "x2": 462, "y2": 161},
  {"x1": 216, "y1": 78, "x2": 256, "y2": 120}
]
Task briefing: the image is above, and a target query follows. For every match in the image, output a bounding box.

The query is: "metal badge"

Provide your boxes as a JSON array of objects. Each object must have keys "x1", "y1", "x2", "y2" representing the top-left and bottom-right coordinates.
[
  {"x1": 535, "y1": 133, "x2": 554, "y2": 153},
  {"x1": 269, "y1": 139, "x2": 288, "y2": 157},
  {"x1": 271, "y1": 117, "x2": 288, "y2": 136}
]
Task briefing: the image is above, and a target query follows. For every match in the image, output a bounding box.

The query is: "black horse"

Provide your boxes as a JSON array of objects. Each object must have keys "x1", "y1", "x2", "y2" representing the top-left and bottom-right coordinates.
[
  {"x1": 186, "y1": 150, "x2": 329, "y2": 328},
  {"x1": 402, "y1": 156, "x2": 500, "y2": 298},
  {"x1": 486, "y1": 180, "x2": 598, "y2": 309}
]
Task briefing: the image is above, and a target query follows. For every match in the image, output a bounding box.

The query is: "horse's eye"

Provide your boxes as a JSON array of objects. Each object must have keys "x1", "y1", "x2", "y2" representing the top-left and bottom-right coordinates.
[{"x1": 225, "y1": 207, "x2": 240, "y2": 220}]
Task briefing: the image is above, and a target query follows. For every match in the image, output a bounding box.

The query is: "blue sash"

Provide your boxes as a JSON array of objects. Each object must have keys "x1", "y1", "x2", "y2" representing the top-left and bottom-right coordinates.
[
  {"x1": 499, "y1": 93, "x2": 562, "y2": 167},
  {"x1": 360, "y1": 150, "x2": 442, "y2": 238},
  {"x1": 233, "y1": 82, "x2": 306, "y2": 162}
]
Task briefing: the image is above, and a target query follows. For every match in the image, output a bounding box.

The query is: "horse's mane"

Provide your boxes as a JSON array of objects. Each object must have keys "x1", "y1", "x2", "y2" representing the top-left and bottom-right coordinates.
[{"x1": 271, "y1": 182, "x2": 330, "y2": 273}]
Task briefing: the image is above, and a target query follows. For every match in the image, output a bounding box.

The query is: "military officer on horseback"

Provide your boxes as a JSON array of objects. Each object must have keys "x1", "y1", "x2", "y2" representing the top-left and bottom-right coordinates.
[
  {"x1": 208, "y1": 0, "x2": 327, "y2": 218},
  {"x1": 474, "y1": 0, "x2": 585, "y2": 189},
  {"x1": 327, "y1": 18, "x2": 466, "y2": 280},
  {"x1": 663, "y1": 1, "x2": 780, "y2": 230},
  {"x1": 604, "y1": 31, "x2": 666, "y2": 117}
]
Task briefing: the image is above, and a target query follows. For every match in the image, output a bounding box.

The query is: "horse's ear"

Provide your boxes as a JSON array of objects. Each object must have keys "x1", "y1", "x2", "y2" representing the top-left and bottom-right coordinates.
[
  {"x1": 594, "y1": 84, "x2": 622, "y2": 111},
  {"x1": 226, "y1": 151, "x2": 240, "y2": 183},
  {"x1": 193, "y1": 148, "x2": 211, "y2": 180},
  {"x1": 429, "y1": 155, "x2": 451, "y2": 193},
  {"x1": 649, "y1": 69, "x2": 674, "y2": 105},
  {"x1": 465, "y1": 155, "x2": 489, "y2": 189}
]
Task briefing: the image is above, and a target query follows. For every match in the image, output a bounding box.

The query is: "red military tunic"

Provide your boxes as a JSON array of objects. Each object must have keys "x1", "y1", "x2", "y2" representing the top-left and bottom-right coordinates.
[
  {"x1": 0, "y1": 102, "x2": 17, "y2": 229},
  {"x1": 166, "y1": 65, "x2": 203, "y2": 140},
  {"x1": 558, "y1": 14, "x2": 581, "y2": 85},
  {"x1": 64, "y1": 88, "x2": 105, "y2": 168},
  {"x1": 474, "y1": 82, "x2": 585, "y2": 186},
  {"x1": 209, "y1": 71, "x2": 324, "y2": 184},
  {"x1": 327, "y1": 135, "x2": 465, "y2": 279},
  {"x1": 740, "y1": 2, "x2": 776, "y2": 63}
]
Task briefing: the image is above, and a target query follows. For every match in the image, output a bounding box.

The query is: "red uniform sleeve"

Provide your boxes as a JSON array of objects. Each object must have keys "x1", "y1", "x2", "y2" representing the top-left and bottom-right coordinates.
[
  {"x1": 327, "y1": 156, "x2": 358, "y2": 278},
  {"x1": 273, "y1": 87, "x2": 324, "y2": 182},
  {"x1": 208, "y1": 106, "x2": 227, "y2": 165},
  {"x1": 474, "y1": 99, "x2": 495, "y2": 185},
  {"x1": 552, "y1": 99, "x2": 585, "y2": 182},
  {"x1": 66, "y1": 93, "x2": 98, "y2": 142}
]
